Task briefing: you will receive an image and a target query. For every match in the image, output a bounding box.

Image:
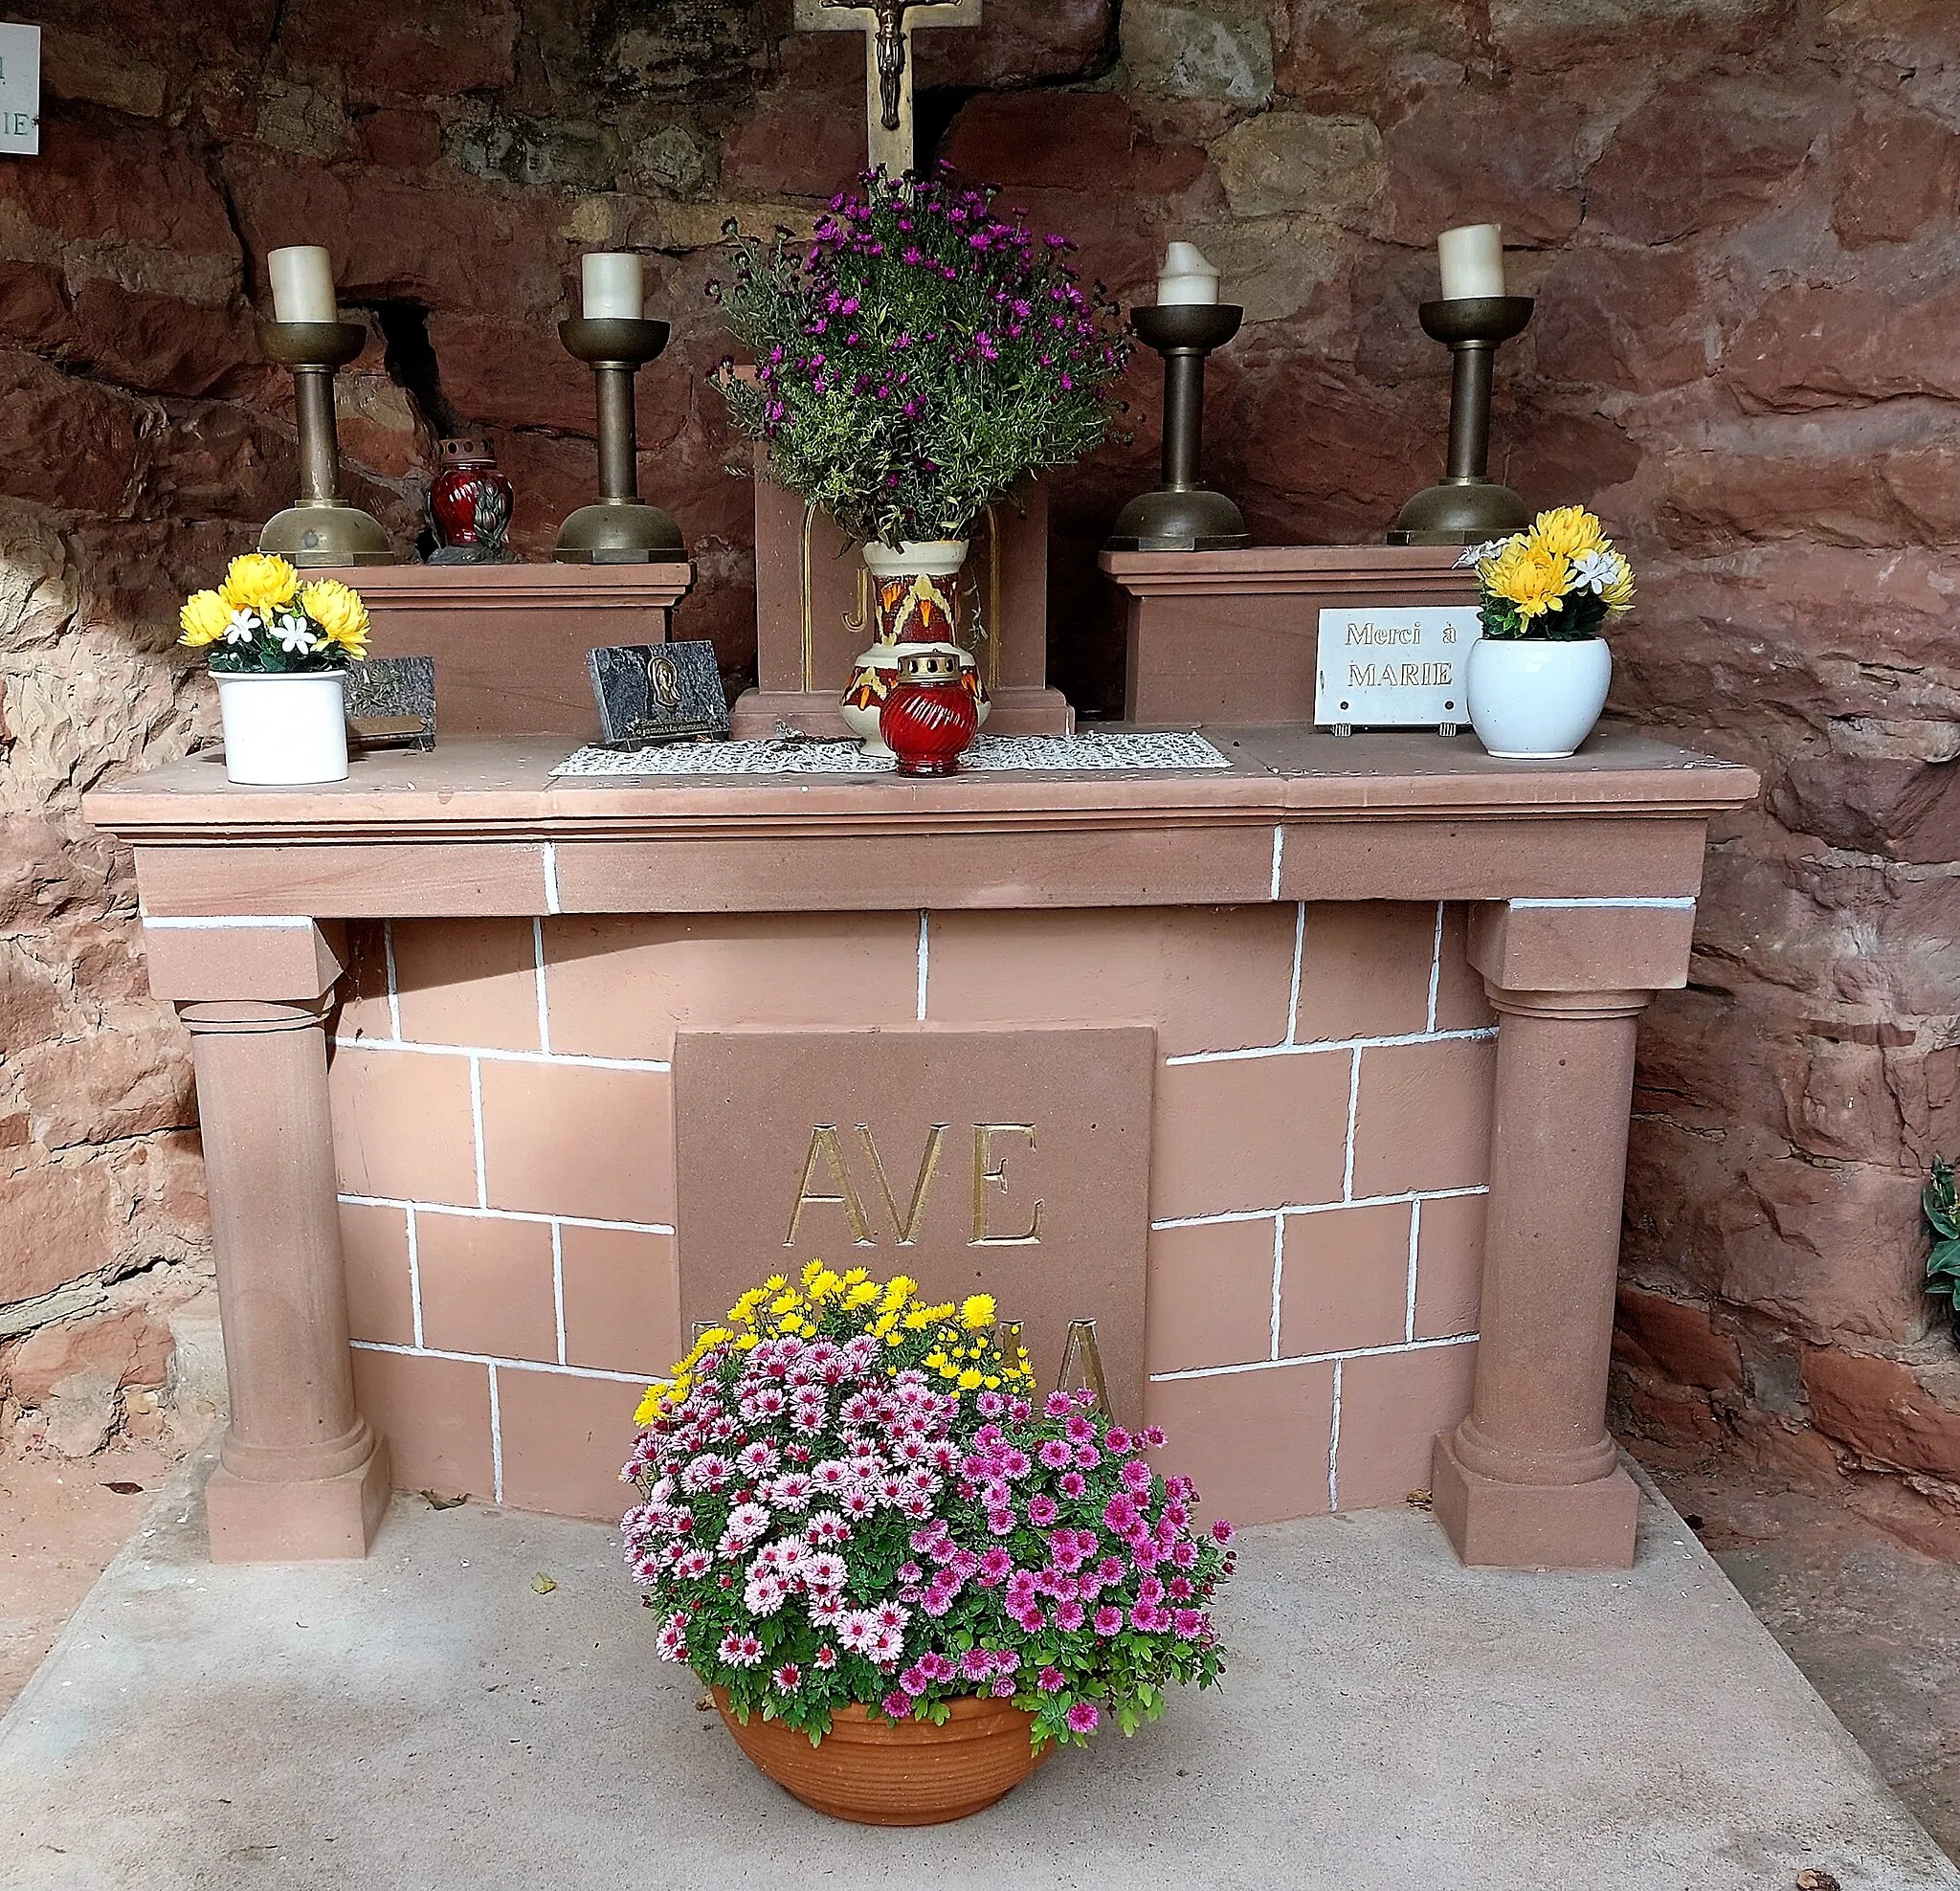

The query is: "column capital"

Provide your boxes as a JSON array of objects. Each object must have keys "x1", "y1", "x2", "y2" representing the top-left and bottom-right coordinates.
[
  {"x1": 1468, "y1": 897, "x2": 1695, "y2": 994},
  {"x1": 144, "y1": 918, "x2": 345, "y2": 1005}
]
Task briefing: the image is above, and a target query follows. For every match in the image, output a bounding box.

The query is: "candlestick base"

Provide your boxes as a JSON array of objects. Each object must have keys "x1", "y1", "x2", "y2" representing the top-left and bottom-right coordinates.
[
  {"x1": 1104, "y1": 487, "x2": 1250, "y2": 554},
  {"x1": 259, "y1": 501, "x2": 396, "y2": 567},
  {"x1": 1387, "y1": 478, "x2": 1531, "y2": 547},
  {"x1": 553, "y1": 499, "x2": 686, "y2": 564}
]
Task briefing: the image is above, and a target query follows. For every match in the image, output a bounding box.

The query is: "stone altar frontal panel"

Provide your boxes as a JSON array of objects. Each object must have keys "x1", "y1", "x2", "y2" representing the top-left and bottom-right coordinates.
[{"x1": 673, "y1": 1027, "x2": 1155, "y2": 1423}]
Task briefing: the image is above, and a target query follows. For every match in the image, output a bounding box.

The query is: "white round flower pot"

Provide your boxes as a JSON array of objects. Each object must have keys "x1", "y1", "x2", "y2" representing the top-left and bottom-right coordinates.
[
  {"x1": 216, "y1": 670, "x2": 349, "y2": 785},
  {"x1": 1465, "y1": 637, "x2": 1612, "y2": 760}
]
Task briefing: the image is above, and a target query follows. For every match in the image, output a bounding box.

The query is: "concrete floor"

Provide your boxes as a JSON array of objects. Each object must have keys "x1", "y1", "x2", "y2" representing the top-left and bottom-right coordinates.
[
  {"x1": 1650, "y1": 1459, "x2": 1960, "y2": 1864},
  {"x1": 2, "y1": 1454, "x2": 1955, "y2": 1891}
]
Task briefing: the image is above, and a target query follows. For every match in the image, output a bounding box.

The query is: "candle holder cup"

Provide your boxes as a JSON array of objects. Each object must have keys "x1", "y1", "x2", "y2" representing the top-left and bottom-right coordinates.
[
  {"x1": 257, "y1": 321, "x2": 395, "y2": 567},
  {"x1": 554, "y1": 316, "x2": 686, "y2": 564},
  {"x1": 1105, "y1": 303, "x2": 1250, "y2": 554},
  {"x1": 1389, "y1": 295, "x2": 1535, "y2": 546}
]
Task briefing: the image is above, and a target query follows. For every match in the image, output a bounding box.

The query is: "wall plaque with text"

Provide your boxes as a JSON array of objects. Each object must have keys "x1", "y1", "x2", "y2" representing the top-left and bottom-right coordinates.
[
  {"x1": 1314, "y1": 602, "x2": 1481, "y2": 729},
  {"x1": 673, "y1": 1027, "x2": 1154, "y2": 1421},
  {"x1": 0, "y1": 24, "x2": 37, "y2": 156}
]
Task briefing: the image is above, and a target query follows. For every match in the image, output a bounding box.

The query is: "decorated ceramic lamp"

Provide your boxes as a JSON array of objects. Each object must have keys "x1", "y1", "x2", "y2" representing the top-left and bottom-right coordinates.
[
  {"x1": 554, "y1": 252, "x2": 686, "y2": 564},
  {"x1": 257, "y1": 245, "x2": 394, "y2": 567},
  {"x1": 1389, "y1": 223, "x2": 1536, "y2": 546},
  {"x1": 1105, "y1": 242, "x2": 1250, "y2": 554}
]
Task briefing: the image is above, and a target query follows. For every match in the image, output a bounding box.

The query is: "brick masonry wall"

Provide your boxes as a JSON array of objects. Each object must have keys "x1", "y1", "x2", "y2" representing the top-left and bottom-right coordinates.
[
  {"x1": 328, "y1": 903, "x2": 1491, "y2": 1525},
  {"x1": 1, "y1": 0, "x2": 1956, "y2": 1537}
]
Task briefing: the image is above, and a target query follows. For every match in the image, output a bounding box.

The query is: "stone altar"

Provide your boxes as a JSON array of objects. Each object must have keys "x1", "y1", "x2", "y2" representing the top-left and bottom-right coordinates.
[{"x1": 86, "y1": 727, "x2": 1754, "y2": 1571}]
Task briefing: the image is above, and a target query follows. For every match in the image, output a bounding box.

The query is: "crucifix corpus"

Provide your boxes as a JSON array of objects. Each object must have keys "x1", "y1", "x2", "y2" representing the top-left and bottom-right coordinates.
[{"x1": 794, "y1": 0, "x2": 982, "y2": 176}]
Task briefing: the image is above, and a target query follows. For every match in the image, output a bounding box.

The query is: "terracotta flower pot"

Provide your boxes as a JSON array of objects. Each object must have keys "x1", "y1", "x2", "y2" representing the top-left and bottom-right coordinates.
[{"x1": 711, "y1": 1687, "x2": 1050, "y2": 1826}]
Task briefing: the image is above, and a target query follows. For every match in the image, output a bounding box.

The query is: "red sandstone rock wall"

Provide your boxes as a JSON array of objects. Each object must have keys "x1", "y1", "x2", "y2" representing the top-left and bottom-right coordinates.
[{"x1": 1, "y1": 0, "x2": 1956, "y2": 1524}]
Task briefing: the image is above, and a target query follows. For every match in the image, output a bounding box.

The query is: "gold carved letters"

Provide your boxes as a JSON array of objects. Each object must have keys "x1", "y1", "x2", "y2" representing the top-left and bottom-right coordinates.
[
  {"x1": 971, "y1": 1123, "x2": 1043, "y2": 1246},
  {"x1": 783, "y1": 1120, "x2": 1041, "y2": 1248}
]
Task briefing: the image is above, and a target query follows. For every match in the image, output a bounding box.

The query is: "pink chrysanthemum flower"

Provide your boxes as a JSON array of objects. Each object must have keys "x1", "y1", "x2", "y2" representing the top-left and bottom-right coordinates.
[{"x1": 1066, "y1": 1701, "x2": 1100, "y2": 1735}]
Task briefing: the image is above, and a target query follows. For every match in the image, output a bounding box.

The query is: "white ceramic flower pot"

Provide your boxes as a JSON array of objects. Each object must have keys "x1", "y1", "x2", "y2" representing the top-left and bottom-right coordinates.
[
  {"x1": 1466, "y1": 637, "x2": 1611, "y2": 760},
  {"x1": 216, "y1": 670, "x2": 349, "y2": 785}
]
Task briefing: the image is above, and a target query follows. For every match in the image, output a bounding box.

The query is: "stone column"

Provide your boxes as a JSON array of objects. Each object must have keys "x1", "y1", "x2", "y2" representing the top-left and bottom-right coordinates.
[
  {"x1": 1432, "y1": 898, "x2": 1698, "y2": 1570},
  {"x1": 144, "y1": 919, "x2": 389, "y2": 1562}
]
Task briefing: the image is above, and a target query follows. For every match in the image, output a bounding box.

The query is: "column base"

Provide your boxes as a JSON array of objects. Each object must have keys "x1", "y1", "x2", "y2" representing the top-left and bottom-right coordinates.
[
  {"x1": 1431, "y1": 1431, "x2": 1638, "y2": 1570},
  {"x1": 206, "y1": 1435, "x2": 391, "y2": 1564}
]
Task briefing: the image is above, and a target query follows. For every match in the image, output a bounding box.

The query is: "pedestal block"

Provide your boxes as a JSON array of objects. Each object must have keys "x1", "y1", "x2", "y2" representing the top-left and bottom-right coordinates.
[
  {"x1": 354, "y1": 564, "x2": 692, "y2": 738},
  {"x1": 732, "y1": 476, "x2": 1071, "y2": 737},
  {"x1": 1102, "y1": 545, "x2": 1477, "y2": 726},
  {"x1": 178, "y1": 977, "x2": 389, "y2": 1562}
]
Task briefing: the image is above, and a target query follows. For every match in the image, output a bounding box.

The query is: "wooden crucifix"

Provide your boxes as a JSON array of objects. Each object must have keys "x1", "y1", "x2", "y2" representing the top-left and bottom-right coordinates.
[{"x1": 794, "y1": 0, "x2": 982, "y2": 177}]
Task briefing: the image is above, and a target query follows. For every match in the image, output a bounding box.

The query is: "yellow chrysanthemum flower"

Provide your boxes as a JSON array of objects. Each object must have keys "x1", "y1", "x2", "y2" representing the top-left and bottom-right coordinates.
[
  {"x1": 219, "y1": 552, "x2": 300, "y2": 614},
  {"x1": 1529, "y1": 505, "x2": 1608, "y2": 562},
  {"x1": 844, "y1": 1281, "x2": 880, "y2": 1308},
  {"x1": 809, "y1": 1268, "x2": 843, "y2": 1301},
  {"x1": 957, "y1": 1368, "x2": 984, "y2": 1390},
  {"x1": 842, "y1": 1267, "x2": 870, "y2": 1285},
  {"x1": 1481, "y1": 539, "x2": 1573, "y2": 620},
  {"x1": 178, "y1": 589, "x2": 231, "y2": 648},
  {"x1": 634, "y1": 1385, "x2": 666, "y2": 1425},
  {"x1": 734, "y1": 1332, "x2": 760, "y2": 1351},
  {"x1": 960, "y1": 1294, "x2": 995, "y2": 1331},
  {"x1": 1600, "y1": 555, "x2": 1636, "y2": 612},
  {"x1": 298, "y1": 578, "x2": 370, "y2": 658}
]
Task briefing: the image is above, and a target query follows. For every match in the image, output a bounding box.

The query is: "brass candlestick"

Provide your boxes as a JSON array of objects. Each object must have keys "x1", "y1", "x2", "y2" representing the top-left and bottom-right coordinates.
[
  {"x1": 554, "y1": 317, "x2": 685, "y2": 564},
  {"x1": 1105, "y1": 303, "x2": 1250, "y2": 553},
  {"x1": 1389, "y1": 295, "x2": 1536, "y2": 545},
  {"x1": 257, "y1": 322, "x2": 394, "y2": 566}
]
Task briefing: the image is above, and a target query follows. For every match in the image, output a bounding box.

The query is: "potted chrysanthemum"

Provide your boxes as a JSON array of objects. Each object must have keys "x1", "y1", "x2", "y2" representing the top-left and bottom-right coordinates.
[
  {"x1": 1459, "y1": 506, "x2": 1636, "y2": 759},
  {"x1": 622, "y1": 1263, "x2": 1234, "y2": 1827},
  {"x1": 178, "y1": 553, "x2": 370, "y2": 785},
  {"x1": 713, "y1": 167, "x2": 1130, "y2": 668}
]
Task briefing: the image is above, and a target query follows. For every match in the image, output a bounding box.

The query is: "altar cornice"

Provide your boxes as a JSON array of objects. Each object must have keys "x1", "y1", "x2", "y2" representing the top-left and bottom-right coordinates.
[
  {"x1": 88, "y1": 727, "x2": 1754, "y2": 843},
  {"x1": 87, "y1": 726, "x2": 1755, "y2": 919}
]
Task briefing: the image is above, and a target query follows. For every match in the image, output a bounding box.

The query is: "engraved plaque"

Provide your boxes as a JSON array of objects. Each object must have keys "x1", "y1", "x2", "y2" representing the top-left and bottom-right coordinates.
[
  {"x1": 673, "y1": 1027, "x2": 1154, "y2": 1422},
  {"x1": 1314, "y1": 603, "x2": 1481, "y2": 729}
]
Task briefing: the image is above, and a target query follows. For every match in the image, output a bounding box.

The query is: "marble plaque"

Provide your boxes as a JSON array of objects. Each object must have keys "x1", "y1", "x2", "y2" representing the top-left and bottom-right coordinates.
[
  {"x1": 589, "y1": 639, "x2": 729, "y2": 748},
  {"x1": 344, "y1": 656, "x2": 435, "y2": 750},
  {"x1": 673, "y1": 1027, "x2": 1155, "y2": 1422},
  {"x1": 1314, "y1": 603, "x2": 1481, "y2": 729}
]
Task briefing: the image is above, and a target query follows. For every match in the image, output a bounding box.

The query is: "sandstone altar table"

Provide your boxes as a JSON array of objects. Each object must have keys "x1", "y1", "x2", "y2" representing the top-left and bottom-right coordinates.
[{"x1": 86, "y1": 730, "x2": 1754, "y2": 1572}]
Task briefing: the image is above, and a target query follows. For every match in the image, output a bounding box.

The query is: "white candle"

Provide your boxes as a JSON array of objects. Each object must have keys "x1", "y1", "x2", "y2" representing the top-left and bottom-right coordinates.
[
  {"x1": 268, "y1": 245, "x2": 337, "y2": 324},
  {"x1": 582, "y1": 252, "x2": 644, "y2": 320},
  {"x1": 1156, "y1": 241, "x2": 1219, "y2": 307},
  {"x1": 1437, "y1": 224, "x2": 1505, "y2": 300}
]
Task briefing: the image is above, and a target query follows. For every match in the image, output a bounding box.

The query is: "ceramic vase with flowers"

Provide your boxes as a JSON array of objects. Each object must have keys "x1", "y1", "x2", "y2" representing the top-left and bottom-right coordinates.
[
  {"x1": 178, "y1": 553, "x2": 370, "y2": 786},
  {"x1": 712, "y1": 167, "x2": 1130, "y2": 753},
  {"x1": 621, "y1": 1263, "x2": 1236, "y2": 1826},
  {"x1": 1459, "y1": 506, "x2": 1636, "y2": 760}
]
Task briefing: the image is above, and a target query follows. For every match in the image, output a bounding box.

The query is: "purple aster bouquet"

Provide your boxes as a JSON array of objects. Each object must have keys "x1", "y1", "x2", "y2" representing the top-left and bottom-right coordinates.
[
  {"x1": 622, "y1": 1263, "x2": 1234, "y2": 1753},
  {"x1": 712, "y1": 167, "x2": 1132, "y2": 548}
]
